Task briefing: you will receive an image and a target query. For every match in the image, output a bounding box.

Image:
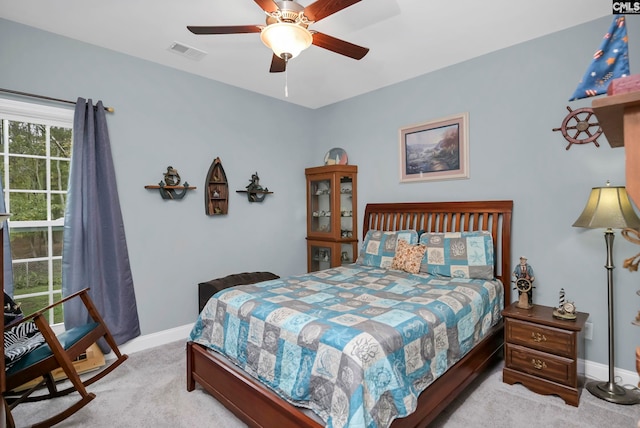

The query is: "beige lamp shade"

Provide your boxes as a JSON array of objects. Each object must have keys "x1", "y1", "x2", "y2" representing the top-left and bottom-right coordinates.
[
  {"x1": 260, "y1": 22, "x2": 312, "y2": 59},
  {"x1": 573, "y1": 185, "x2": 640, "y2": 229}
]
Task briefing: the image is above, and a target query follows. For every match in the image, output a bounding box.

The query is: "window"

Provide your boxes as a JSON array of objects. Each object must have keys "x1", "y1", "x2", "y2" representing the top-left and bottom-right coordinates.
[{"x1": 0, "y1": 98, "x2": 74, "y2": 324}]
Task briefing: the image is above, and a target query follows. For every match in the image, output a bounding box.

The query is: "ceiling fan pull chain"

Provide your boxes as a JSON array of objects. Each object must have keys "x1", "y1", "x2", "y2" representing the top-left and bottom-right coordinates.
[{"x1": 284, "y1": 58, "x2": 289, "y2": 97}]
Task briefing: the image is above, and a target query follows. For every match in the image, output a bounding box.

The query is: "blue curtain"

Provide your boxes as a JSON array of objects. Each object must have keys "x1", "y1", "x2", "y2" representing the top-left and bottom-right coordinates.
[
  {"x1": 0, "y1": 178, "x2": 13, "y2": 296},
  {"x1": 62, "y1": 98, "x2": 140, "y2": 351}
]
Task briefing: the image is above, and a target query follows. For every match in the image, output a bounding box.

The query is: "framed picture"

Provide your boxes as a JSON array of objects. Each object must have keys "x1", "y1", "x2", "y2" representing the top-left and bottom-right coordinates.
[{"x1": 399, "y1": 112, "x2": 469, "y2": 183}]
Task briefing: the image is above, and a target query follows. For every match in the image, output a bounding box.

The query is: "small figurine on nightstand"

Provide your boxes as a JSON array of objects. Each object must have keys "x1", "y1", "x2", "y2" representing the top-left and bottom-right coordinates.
[
  {"x1": 553, "y1": 288, "x2": 577, "y2": 320},
  {"x1": 513, "y1": 256, "x2": 535, "y2": 309}
]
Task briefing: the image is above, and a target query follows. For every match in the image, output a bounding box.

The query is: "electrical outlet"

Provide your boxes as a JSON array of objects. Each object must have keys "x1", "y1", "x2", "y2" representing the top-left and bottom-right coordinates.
[{"x1": 584, "y1": 322, "x2": 593, "y2": 340}]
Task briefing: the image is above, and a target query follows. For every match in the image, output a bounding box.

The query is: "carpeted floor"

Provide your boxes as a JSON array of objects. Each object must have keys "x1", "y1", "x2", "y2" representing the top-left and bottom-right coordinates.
[{"x1": 9, "y1": 340, "x2": 640, "y2": 427}]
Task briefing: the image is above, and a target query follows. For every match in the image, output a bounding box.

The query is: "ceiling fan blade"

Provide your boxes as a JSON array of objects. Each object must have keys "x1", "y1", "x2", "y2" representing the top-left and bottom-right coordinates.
[
  {"x1": 254, "y1": 0, "x2": 278, "y2": 13},
  {"x1": 187, "y1": 25, "x2": 261, "y2": 35},
  {"x1": 312, "y1": 32, "x2": 369, "y2": 60},
  {"x1": 269, "y1": 54, "x2": 286, "y2": 73},
  {"x1": 304, "y1": 0, "x2": 361, "y2": 22}
]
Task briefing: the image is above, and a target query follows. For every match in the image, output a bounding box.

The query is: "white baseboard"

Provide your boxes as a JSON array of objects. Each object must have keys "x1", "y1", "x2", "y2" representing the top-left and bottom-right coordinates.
[
  {"x1": 585, "y1": 359, "x2": 639, "y2": 389},
  {"x1": 105, "y1": 324, "x2": 640, "y2": 388},
  {"x1": 103, "y1": 323, "x2": 193, "y2": 359}
]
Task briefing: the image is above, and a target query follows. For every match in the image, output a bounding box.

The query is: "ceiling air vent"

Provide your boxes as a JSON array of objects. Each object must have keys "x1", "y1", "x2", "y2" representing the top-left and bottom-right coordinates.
[{"x1": 168, "y1": 42, "x2": 207, "y2": 61}]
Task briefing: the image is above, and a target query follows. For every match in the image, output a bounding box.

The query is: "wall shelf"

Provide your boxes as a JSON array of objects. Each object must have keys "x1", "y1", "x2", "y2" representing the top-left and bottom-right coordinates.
[
  {"x1": 591, "y1": 88, "x2": 640, "y2": 209},
  {"x1": 205, "y1": 157, "x2": 229, "y2": 215},
  {"x1": 236, "y1": 189, "x2": 273, "y2": 202},
  {"x1": 236, "y1": 172, "x2": 272, "y2": 202},
  {"x1": 591, "y1": 90, "x2": 640, "y2": 148},
  {"x1": 145, "y1": 184, "x2": 196, "y2": 200}
]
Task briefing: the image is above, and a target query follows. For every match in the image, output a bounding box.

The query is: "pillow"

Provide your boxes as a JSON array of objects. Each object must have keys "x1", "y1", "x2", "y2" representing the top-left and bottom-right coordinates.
[
  {"x1": 391, "y1": 238, "x2": 427, "y2": 274},
  {"x1": 356, "y1": 229, "x2": 419, "y2": 268},
  {"x1": 4, "y1": 321, "x2": 44, "y2": 369},
  {"x1": 419, "y1": 231, "x2": 495, "y2": 279}
]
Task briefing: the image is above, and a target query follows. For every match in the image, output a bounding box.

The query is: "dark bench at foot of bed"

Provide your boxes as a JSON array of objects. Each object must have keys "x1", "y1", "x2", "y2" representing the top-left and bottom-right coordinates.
[{"x1": 198, "y1": 271, "x2": 280, "y2": 313}]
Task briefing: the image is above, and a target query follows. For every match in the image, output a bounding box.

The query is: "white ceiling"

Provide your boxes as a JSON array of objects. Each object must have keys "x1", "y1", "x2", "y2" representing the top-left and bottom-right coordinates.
[{"x1": 0, "y1": 0, "x2": 610, "y2": 109}]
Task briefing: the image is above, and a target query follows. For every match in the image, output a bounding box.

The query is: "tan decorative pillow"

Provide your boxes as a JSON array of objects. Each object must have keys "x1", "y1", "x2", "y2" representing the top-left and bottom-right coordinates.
[{"x1": 391, "y1": 239, "x2": 427, "y2": 274}]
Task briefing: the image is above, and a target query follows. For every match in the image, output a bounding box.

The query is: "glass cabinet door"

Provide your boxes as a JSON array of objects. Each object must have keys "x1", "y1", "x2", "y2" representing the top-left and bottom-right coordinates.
[
  {"x1": 308, "y1": 241, "x2": 358, "y2": 271},
  {"x1": 309, "y1": 242, "x2": 332, "y2": 272},
  {"x1": 338, "y1": 175, "x2": 354, "y2": 241},
  {"x1": 340, "y1": 242, "x2": 357, "y2": 265},
  {"x1": 309, "y1": 176, "x2": 333, "y2": 235}
]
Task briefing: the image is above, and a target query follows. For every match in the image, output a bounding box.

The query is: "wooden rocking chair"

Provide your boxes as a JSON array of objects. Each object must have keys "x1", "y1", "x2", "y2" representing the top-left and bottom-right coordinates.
[{"x1": 3, "y1": 288, "x2": 128, "y2": 428}]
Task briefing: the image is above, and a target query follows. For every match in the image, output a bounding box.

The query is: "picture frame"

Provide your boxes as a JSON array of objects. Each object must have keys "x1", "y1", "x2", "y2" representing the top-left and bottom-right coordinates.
[{"x1": 399, "y1": 112, "x2": 469, "y2": 183}]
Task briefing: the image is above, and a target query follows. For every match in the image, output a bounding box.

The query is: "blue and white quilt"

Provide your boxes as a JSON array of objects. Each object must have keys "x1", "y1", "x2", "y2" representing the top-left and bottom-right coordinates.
[{"x1": 190, "y1": 265, "x2": 503, "y2": 428}]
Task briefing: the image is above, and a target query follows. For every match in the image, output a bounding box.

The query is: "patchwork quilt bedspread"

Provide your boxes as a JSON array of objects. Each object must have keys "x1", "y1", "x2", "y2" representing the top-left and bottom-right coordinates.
[{"x1": 190, "y1": 265, "x2": 503, "y2": 428}]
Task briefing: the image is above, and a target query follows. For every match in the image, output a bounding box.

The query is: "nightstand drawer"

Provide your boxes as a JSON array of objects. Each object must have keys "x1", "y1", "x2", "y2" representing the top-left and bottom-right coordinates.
[
  {"x1": 505, "y1": 318, "x2": 575, "y2": 358},
  {"x1": 505, "y1": 343, "x2": 577, "y2": 386}
]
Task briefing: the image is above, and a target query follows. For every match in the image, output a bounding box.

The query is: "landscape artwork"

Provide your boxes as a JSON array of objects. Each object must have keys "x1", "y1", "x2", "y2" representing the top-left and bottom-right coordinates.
[{"x1": 399, "y1": 113, "x2": 469, "y2": 183}]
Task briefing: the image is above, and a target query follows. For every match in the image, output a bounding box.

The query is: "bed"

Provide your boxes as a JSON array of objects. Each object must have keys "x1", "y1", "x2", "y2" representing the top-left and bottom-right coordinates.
[{"x1": 187, "y1": 200, "x2": 513, "y2": 427}]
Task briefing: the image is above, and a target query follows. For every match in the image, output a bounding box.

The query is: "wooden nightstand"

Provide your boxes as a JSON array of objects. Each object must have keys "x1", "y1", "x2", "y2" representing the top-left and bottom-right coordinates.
[{"x1": 502, "y1": 302, "x2": 589, "y2": 406}]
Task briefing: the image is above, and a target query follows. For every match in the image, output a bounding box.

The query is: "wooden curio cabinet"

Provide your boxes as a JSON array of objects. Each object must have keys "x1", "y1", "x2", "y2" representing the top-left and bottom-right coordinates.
[{"x1": 305, "y1": 165, "x2": 358, "y2": 272}]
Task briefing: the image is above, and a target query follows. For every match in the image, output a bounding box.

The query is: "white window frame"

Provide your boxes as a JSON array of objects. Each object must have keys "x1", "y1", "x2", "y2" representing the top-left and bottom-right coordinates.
[{"x1": 0, "y1": 97, "x2": 74, "y2": 327}]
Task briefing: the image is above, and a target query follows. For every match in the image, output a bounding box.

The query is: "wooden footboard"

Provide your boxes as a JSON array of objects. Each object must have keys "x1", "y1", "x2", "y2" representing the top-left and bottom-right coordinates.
[
  {"x1": 187, "y1": 341, "x2": 322, "y2": 428},
  {"x1": 393, "y1": 323, "x2": 504, "y2": 427},
  {"x1": 187, "y1": 322, "x2": 503, "y2": 428},
  {"x1": 187, "y1": 200, "x2": 513, "y2": 427}
]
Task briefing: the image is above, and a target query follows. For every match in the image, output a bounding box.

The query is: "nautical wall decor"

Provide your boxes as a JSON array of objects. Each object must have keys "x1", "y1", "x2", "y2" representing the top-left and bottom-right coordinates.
[
  {"x1": 236, "y1": 172, "x2": 273, "y2": 202},
  {"x1": 552, "y1": 106, "x2": 603, "y2": 150},
  {"x1": 205, "y1": 157, "x2": 229, "y2": 215},
  {"x1": 145, "y1": 166, "x2": 195, "y2": 200}
]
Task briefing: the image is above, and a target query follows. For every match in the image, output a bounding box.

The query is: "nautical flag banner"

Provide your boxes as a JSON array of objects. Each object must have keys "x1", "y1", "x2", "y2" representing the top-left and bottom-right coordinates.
[{"x1": 569, "y1": 16, "x2": 630, "y2": 101}]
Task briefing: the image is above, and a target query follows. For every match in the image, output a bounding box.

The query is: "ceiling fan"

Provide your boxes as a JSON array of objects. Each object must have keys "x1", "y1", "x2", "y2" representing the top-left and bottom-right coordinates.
[{"x1": 187, "y1": 0, "x2": 369, "y2": 73}]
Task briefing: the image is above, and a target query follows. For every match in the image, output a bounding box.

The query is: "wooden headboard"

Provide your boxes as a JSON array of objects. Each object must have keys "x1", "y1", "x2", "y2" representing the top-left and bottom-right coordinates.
[{"x1": 363, "y1": 200, "x2": 513, "y2": 303}]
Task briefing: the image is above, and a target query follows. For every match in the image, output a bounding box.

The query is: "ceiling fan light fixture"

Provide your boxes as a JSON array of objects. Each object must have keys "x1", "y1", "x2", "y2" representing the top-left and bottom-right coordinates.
[{"x1": 260, "y1": 22, "x2": 312, "y2": 59}]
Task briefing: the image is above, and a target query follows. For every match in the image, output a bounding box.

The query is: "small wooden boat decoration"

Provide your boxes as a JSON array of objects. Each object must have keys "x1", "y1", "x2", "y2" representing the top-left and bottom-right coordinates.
[{"x1": 205, "y1": 157, "x2": 228, "y2": 216}]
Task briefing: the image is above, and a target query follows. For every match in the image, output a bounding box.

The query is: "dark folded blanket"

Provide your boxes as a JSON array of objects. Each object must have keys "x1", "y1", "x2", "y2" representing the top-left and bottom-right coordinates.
[{"x1": 198, "y1": 271, "x2": 279, "y2": 313}]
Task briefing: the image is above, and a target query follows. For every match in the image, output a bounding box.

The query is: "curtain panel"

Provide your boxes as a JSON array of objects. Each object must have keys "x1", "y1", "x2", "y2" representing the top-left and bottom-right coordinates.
[
  {"x1": 0, "y1": 178, "x2": 13, "y2": 296},
  {"x1": 62, "y1": 98, "x2": 140, "y2": 350}
]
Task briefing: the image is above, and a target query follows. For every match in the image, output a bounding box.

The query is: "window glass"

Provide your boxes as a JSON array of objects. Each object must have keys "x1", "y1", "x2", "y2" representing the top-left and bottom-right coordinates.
[
  {"x1": 9, "y1": 157, "x2": 47, "y2": 190},
  {"x1": 0, "y1": 98, "x2": 73, "y2": 325},
  {"x1": 8, "y1": 122, "x2": 46, "y2": 156},
  {"x1": 7, "y1": 193, "x2": 48, "y2": 221},
  {"x1": 10, "y1": 227, "x2": 49, "y2": 258}
]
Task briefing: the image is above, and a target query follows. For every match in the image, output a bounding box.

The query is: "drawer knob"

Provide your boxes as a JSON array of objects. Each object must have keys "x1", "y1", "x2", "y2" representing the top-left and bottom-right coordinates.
[
  {"x1": 531, "y1": 359, "x2": 547, "y2": 370},
  {"x1": 531, "y1": 332, "x2": 547, "y2": 343}
]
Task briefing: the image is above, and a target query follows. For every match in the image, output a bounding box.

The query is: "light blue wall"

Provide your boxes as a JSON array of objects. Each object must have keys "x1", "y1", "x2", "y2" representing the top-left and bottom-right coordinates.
[
  {"x1": 2, "y1": 16, "x2": 639, "y2": 372},
  {"x1": 317, "y1": 15, "x2": 640, "y2": 373},
  {"x1": 0, "y1": 18, "x2": 315, "y2": 335}
]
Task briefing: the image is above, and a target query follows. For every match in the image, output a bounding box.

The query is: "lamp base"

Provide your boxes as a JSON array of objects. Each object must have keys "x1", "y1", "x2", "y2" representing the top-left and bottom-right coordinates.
[{"x1": 586, "y1": 380, "x2": 640, "y2": 404}]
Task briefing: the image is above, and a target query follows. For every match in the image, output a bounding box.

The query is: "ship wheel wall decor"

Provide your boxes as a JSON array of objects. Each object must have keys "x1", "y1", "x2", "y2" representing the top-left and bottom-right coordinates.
[{"x1": 552, "y1": 106, "x2": 603, "y2": 150}]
